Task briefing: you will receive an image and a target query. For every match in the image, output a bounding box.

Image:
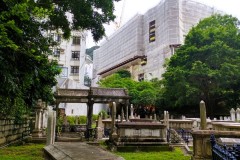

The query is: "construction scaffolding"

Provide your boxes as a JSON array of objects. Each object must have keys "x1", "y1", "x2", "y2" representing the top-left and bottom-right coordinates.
[{"x1": 93, "y1": 0, "x2": 220, "y2": 82}]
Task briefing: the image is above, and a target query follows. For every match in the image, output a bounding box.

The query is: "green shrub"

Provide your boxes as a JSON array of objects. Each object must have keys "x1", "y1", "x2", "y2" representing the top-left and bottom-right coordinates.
[
  {"x1": 98, "y1": 110, "x2": 108, "y2": 119},
  {"x1": 79, "y1": 116, "x2": 87, "y2": 124},
  {"x1": 67, "y1": 116, "x2": 75, "y2": 125}
]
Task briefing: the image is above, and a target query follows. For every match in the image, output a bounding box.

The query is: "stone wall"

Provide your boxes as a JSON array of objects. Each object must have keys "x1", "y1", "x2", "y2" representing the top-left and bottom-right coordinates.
[{"x1": 0, "y1": 118, "x2": 31, "y2": 146}]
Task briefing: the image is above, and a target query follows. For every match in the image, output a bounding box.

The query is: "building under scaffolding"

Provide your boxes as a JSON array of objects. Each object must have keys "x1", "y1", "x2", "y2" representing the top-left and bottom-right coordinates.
[{"x1": 93, "y1": 0, "x2": 222, "y2": 84}]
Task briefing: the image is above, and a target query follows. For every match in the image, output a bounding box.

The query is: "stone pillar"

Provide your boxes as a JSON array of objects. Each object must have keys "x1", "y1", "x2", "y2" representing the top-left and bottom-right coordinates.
[
  {"x1": 130, "y1": 104, "x2": 134, "y2": 119},
  {"x1": 166, "y1": 111, "x2": 169, "y2": 129},
  {"x1": 200, "y1": 100, "x2": 207, "y2": 130},
  {"x1": 42, "y1": 103, "x2": 48, "y2": 136},
  {"x1": 164, "y1": 111, "x2": 167, "y2": 124},
  {"x1": 125, "y1": 104, "x2": 129, "y2": 122},
  {"x1": 121, "y1": 106, "x2": 124, "y2": 122},
  {"x1": 46, "y1": 107, "x2": 56, "y2": 145},
  {"x1": 87, "y1": 101, "x2": 94, "y2": 129},
  {"x1": 110, "y1": 102, "x2": 117, "y2": 141},
  {"x1": 236, "y1": 108, "x2": 240, "y2": 121},
  {"x1": 230, "y1": 108, "x2": 236, "y2": 121},
  {"x1": 33, "y1": 99, "x2": 43, "y2": 137}
]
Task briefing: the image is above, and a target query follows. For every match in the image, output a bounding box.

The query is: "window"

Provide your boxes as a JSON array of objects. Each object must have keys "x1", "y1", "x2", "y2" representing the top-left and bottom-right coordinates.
[
  {"x1": 71, "y1": 109, "x2": 74, "y2": 114},
  {"x1": 71, "y1": 66, "x2": 79, "y2": 75},
  {"x1": 56, "y1": 34, "x2": 62, "y2": 42},
  {"x1": 138, "y1": 73, "x2": 144, "y2": 82},
  {"x1": 72, "y1": 36, "x2": 81, "y2": 45},
  {"x1": 149, "y1": 20, "x2": 156, "y2": 43},
  {"x1": 53, "y1": 48, "x2": 60, "y2": 58},
  {"x1": 71, "y1": 51, "x2": 80, "y2": 60},
  {"x1": 49, "y1": 33, "x2": 62, "y2": 42}
]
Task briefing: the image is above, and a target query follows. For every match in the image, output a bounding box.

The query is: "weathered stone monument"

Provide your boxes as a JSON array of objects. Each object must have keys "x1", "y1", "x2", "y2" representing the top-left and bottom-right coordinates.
[
  {"x1": 230, "y1": 108, "x2": 236, "y2": 121},
  {"x1": 200, "y1": 100, "x2": 207, "y2": 130},
  {"x1": 236, "y1": 108, "x2": 240, "y2": 121},
  {"x1": 46, "y1": 107, "x2": 56, "y2": 145},
  {"x1": 32, "y1": 99, "x2": 44, "y2": 137},
  {"x1": 110, "y1": 102, "x2": 117, "y2": 141}
]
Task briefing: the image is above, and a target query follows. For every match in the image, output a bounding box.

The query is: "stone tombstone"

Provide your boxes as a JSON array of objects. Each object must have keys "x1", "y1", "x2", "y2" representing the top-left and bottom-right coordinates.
[
  {"x1": 230, "y1": 108, "x2": 236, "y2": 121},
  {"x1": 224, "y1": 116, "x2": 228, "y2": 120},
  {"x1": 97, "y1": 114, "x2": 103, "y2": 128},
  {"x1": 96, "y1": 114, "x2": 104, "y2": 140},
  {"x1": 219, "y1": 116, "x2": 223, "y2": 120},
  {"x1": 236, "y1": 108, "x2": 240, "y2": 121},
  {"x1": 164, "y1": 111, "x2": 167, "y2": 124},
  {"x1": 130, "y1": 104, "x2": 134, "y2": 119},
  {"x1": 118, "y1": 114, "x2": 121, "y2": 120},
  {"x1": 154, "y1": 114, "x2": 157, "y2": 121},
  {"x1": 181, "y1": 115, "x2": 186, "y2": 120},
  {"x1": 150, "y1": 115, "x2": 152, "y2": 120},
  {"x1": 200, "y1": 100, "x2": 207, "y2": 130}
]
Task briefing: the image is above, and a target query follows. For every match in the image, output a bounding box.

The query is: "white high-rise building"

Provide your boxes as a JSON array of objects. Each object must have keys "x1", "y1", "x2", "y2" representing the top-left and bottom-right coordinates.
[
  {"x1": 48, "y1": 30, "x2": 106, "y2": 116},
  {"x1": 93, "y1": 0, "x2": 222, "y2": 84},
  {"x1": 48, "y1": 30, "x2": 87, "y2": 85}
]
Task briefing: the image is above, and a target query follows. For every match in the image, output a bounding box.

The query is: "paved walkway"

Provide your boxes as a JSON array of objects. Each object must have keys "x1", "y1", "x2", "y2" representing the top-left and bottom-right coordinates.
[{"x1": 44, "y1": 142, "x2": 124, "y2": 160}]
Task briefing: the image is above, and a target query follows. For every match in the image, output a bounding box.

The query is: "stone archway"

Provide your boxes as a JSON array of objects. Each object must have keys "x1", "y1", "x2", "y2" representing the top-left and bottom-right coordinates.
[{"x1": 54, "y1": 87, "x2": 130, "y2": 138}]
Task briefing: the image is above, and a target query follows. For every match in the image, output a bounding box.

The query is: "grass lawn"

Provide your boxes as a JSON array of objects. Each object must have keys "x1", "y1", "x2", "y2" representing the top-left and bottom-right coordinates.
[
  {"x1": 0, "y1": 143, "x2": 191, "y2": 160},
  {"x1": 115, "y1": 148, "x2": 191, "y2": 160},
  {"x1": 0, "y1": 143, "x2": 45, "y2": 160}
]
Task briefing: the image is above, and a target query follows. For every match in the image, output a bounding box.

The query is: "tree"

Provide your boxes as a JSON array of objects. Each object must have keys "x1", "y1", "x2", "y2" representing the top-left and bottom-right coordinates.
[
  {"x1": 162, "y1": 14, "x2": 240, "y2": 116},
  {"x1": 0, "y1": 0, "x2": 120, "y2": 118},
  {"x1": 116, "y1": 70, "x2": 131, "y2": 78},
  {"x1": 98, "y1": 73, "x2": 158, "y2": 107},
  {"x1": 86, "y1": 46, "x2": 100, "y2": 60}
]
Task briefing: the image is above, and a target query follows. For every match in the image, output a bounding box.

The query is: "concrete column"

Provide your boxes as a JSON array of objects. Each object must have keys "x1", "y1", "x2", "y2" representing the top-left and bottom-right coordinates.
[
  {"x1": 230, "y1": 108, "x2": 236, "y2": 121},
  {"x1": 200, "y1": 100, "x2": 207, "y2": 130},
  {"x1": 236, "y1": 108, "x2": 240, "y2": 121}
]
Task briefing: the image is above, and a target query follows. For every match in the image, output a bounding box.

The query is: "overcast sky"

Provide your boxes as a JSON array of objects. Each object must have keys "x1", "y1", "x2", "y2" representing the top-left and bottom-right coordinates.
[{"x1": 86, "y1": 0, "x2": 240, "y2": 48}]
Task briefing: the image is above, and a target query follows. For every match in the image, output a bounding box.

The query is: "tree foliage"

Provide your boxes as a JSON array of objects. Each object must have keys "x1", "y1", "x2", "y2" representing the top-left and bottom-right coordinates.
[
  {"x1": 98, "y1": 72, "x2": 159, "y2": 107},
  {"x1": 0, "y1": 0, "x2": 120, "y2": 117},
  {"x1": 162, "y1": 14, "x2": 240, "y2": 116}
]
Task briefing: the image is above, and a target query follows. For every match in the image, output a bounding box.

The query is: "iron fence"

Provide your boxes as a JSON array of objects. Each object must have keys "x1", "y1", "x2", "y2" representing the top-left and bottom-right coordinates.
[
  {"x1": 210, "y1": 134, "x2": 240, "y2": 160},
  {"x1": 167, "y1": 128, "x2": 192, "y2": 144}
]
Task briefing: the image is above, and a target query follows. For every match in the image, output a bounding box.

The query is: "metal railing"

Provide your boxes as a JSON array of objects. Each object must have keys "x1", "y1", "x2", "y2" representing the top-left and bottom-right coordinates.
[
  {"x1": 210, "y1": 134, "x2": 240, "y2": 160},
  {"x1": 167, "y1": 128, "x2": 192, "y2": 145}
]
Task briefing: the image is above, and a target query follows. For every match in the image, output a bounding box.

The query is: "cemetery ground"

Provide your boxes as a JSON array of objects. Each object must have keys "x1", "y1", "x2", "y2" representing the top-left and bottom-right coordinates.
[{"x1": 0, "y1": 142, "x2": 191, "y2": 160}]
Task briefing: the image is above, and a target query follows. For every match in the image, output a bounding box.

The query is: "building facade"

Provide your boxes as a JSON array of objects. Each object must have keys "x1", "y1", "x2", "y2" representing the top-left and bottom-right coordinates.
[
  {"x1": 93, "y1": 0, "x2": 222, "y2": 84},
  {"x1": 48, "y1": 30, "x2": 87, "y2": 85}
]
